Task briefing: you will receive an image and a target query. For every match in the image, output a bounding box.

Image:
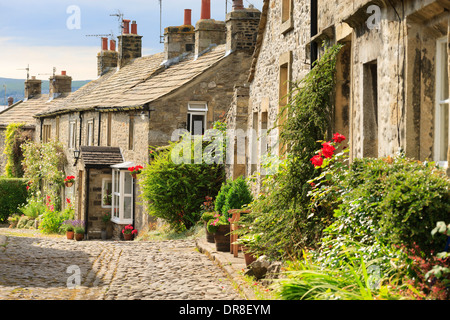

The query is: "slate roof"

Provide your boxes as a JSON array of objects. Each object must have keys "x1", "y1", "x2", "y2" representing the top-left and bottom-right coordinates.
[
  {"x1": 80, "y1": 146, "x2": 124, "y2": 168},
  {"x1": 36, "y1": 44, "x2": 229, "y2": 117}
]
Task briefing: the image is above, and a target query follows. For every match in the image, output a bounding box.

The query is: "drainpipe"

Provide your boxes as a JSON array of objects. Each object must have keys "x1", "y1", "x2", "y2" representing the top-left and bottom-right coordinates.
[
  {"x1": 310, "y1": 0, "x2": 318, "y2": 69},
  {"x1": 98, "y1": 111, "x2": 101, "y2": 146},
  {"x1": 84, "y1": 167, "x2": 90, "y2": 239},
  {"x1": 79, "y1": 112, "x2": 83, "y2": 148},
  {"x1": 39, "y1": 118, "x2": 43, "y2": 141}
]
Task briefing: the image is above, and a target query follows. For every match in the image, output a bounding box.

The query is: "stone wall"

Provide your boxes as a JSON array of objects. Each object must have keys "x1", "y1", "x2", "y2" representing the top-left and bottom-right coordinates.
[{"x1": 226, "y1": 7, "x2": 262, "y2": 54}]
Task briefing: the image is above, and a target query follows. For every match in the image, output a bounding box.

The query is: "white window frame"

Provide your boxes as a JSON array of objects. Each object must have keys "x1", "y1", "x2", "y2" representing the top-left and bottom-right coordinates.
[
  {"x1": 187, "y1": 102, "x2": 208, "y2": 136},
  {"x1": 86, "y1": 119, "x2": 94, "y2": 146},
  {"x1": 101, "y1": 178, "x2": 113, "y2": 208},
  {"x1": 69, "y1": 120, "x2": 77, "y2": 149},
  {"x1": 111, "y1": 168, "x2": 133, "y2": 225},
  {"x1": 434, "y1": 37, "x2": 449, "y2": 168}
]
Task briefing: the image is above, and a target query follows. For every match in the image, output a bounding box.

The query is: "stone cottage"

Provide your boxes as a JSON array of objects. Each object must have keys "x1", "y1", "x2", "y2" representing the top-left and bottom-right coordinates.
[
  {"x1": 0, "y1": 73, "x2": 75, "y2": 174},
  {"x1": 230, "y1": 0, "x2": 450, "y2": 193},
  {"x1": 33, "y1": 0, "x2": 261, "y2": 239}
]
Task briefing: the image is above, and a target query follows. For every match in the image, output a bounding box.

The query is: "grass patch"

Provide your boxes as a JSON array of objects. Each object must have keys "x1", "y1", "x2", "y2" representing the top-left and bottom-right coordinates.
[{"x1": 136, "y1": 221, "x2": 205, "y2": 242}]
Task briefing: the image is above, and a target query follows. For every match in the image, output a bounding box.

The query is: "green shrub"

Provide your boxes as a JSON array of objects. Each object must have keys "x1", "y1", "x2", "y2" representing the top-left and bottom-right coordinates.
[
  {"x1": 19, "y1": 197, "x2": 46, "y2": 219},
  {"x1": 215, "y1": 177, "x2": 253, "y2": 219},
  {"x1": 0, "y1": 178, "x2": 28, "y2": 222},
  {"x1": 327, "y1": 154, "x2": 450, "y2": 255},
  {"x1": 39, "y1": 207, "x2": 74, "y2": 234},
  {"x1": 139, "y1": 138, "x2": 225, "y2": 232}
]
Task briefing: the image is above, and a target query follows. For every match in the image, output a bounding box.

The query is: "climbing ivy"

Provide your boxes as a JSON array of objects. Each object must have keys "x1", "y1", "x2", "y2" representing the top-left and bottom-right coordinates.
[
  {"x1": 21, "y1": 139, "x2": 67, "y2": 211},
  {"x1": 240, "y1": 43, "x2": 344, "y2": 260},
  {"x1": 3, "y1": 123, "x2": 32, "y2": 178}
]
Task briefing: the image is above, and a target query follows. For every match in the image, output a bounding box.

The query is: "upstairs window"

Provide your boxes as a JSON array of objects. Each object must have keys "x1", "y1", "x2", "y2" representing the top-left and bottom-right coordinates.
[
  {"x1": 187, "y1": 102, "x2": 208, "y2": 136},
  {"x1": 86, "y1": 120, "x2": 94, "y2": 146},
  {"x1": 42, "y1": 125, "x2": 52, "y2": 143},
  {"x1": 435, "y1": 37, "x2": 449, "y2": 167},
  {"x1": 281, "y1": 0, "x2": 293, "y2": 34},
  {"x1": 69, "y1": 120, "x2": 77, "y2": 149}
]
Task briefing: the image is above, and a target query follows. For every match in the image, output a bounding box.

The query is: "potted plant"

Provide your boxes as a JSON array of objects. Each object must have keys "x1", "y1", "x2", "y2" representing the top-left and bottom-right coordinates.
[
  {"x1": 64, "y1": 175, "x2": 76, "y2": 187},
  {"x1": 72, "y1": 220, "x2": 85, "y2": 241},
  {"x1": 61, "y1": 220, "x2": 75, "y2": 239},
  {"x1": 122, "y1": 224, "x2": 138, "y2": 240},
  {"x1": 128, "y1": 165, "x2": 143, "y2": 179},
  {"x1": 74, "y1": 227, "x2": 84, "y2": 241},
  {"x1": 200, "y1": 196, "x2": 216, "y2": 243},
  {"x1": 101, "y1": 212, "x2": 111, "y2": 240},
  {"x1": 201, "y1": 211, "x2": 217, "y2": 243},
  {"x1": 235, "y1": 234, "x2": 259, "y2": 266},
  {"x1": 207, "y1": 215, "x2": 231, "y2": 252}
]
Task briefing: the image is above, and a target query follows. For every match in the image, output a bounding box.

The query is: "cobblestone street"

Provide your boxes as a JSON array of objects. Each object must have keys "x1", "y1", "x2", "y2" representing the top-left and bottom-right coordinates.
[{"x1": 0, "y1": 227, "x2": 243, "y2": 300}]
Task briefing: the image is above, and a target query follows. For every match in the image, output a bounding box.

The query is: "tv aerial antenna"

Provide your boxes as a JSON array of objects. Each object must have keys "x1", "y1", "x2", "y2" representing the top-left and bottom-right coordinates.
[
  {"x1": 17, "y1": 64, "x2": 30, "y2": 80},
  {"x1": 159, "y1": 0, "x2": 164, "y2": 43},
  {"x1": 110, "y1": 10, "x2": 125, "y2": 36},
  {"x1": 38, "y1": 67, "x2": 57, "y2": 81}
]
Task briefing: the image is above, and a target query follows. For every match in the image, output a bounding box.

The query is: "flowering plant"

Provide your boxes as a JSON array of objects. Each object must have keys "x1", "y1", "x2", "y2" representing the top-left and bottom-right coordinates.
[
  {"x1": 128, "y1": 165, "x2": 143, "y2": 175},
  {"x1": 122, "y1": 224, "x2": 138, "y2": 235},
  {"x1": 206, "y1": 214, "x2": 229, "y2": 234},
  {"x1": 64, "y1": 175, "x2": 75, "y2": 183}
]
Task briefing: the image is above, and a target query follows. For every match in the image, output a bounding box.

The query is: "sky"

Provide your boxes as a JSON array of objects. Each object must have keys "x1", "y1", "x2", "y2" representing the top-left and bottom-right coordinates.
[{"x1": 0, "y1": 0, "x2": 264, "y2": 81}]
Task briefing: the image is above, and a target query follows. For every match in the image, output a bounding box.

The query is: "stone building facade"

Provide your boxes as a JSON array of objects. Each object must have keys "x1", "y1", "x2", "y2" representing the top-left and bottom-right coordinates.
[
  {"x1": 33, "y1": 1, "x2": 261, "y2": 240},
  {"x1": 236, "y1": 0, "x2": 450, "y2": 194}
]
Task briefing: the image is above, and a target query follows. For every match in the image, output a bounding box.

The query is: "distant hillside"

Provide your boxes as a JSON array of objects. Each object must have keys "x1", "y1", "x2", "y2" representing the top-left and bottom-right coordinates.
[{"x1": 0, "y1": 77, "x2": 91, "y2": 105}]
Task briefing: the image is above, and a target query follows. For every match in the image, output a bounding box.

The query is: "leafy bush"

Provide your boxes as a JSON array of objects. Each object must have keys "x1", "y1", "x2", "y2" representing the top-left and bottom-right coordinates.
[
  {"x1": 3, "y1": 123, "x2": 31, "y2": 178},
  {"x1": 215, "y1": 176, "x2": 253, "y2": 219},
  {"x1": 38, "y1": 196, "x2": 74, "y2": 234},
  {"x1": 139, "y1": 132, "x2": 225, "y2": 232},
  {"x1": 0, "y1": 178, "x2": 28, "y2": 222},
  {"x1": 19, "y1": 197, "x2": 46, "y2": 219}
]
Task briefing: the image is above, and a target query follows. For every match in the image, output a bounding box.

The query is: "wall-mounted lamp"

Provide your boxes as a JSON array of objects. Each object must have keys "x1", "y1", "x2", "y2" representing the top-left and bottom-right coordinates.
[{"x1": 73, "y1": 149, "x2": 80, "y2": 166}]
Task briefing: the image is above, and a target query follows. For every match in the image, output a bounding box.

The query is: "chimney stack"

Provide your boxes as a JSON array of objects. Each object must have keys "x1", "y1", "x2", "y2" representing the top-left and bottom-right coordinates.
[
  {"x1": 118, "y1": 19, "x2": 142, "y2": 68},
  {"x1": 195, "y1": 0, "x2": 226, "y2": 57},
  {"x1": 200, "y1": 0, "x2": 211, "y2": 20},
  {"x1": 225, "y1": 2, "x2": 261, "y2": 54},
  {"x1": 97, "y1": 37, "x2": 118, "y2": 76},
  {"x1": 131, "y1": 21, "x2": 138, "y2": 35},
  {"x1": 24, "y1": 76, "x2": 42, "y2": 100},
  {"x1": 184, "y1": 9, "x2": 192, "y2": 26},
  {"x1": 164, "y1": 10, "x2": 195, "y2": 61},
  {"x1": 49, "y1": 71, "x2": 72, "y2": 98}
]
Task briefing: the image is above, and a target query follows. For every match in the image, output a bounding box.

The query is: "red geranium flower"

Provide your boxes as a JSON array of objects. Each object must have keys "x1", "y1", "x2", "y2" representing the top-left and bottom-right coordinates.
[
  {"x1": 333, "y1": 133, "x2": 346, "y2": 144},
  {"x1": 310, "y1": 155, "x2": 323, "y2": 167},
  {"x1": 321, "y1": 142, "x2": 335, "y2": 159}
]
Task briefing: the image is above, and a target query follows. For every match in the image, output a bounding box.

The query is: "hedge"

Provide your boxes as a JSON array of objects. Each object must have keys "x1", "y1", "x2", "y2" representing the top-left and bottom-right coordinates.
[{"x1": 0, "y1": 178, "x2": 28, "y2": 222}]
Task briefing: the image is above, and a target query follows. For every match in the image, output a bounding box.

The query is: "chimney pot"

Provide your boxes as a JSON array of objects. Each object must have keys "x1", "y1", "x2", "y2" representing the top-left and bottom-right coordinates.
[
  {"x1": 201, "y1": 0, "x2": 211, "y2": 20},
  {"x1": 184, "y1": 9, "x2": 192, "y2": 25},
  {"x1": 101, "y1": 37, "x2": 108, "y2": 51},
  {"x1": 7, "y1": 97, "x2": 13, "y2": 106},
  {"x1": 131, "y1": 21, "x2": 137, "y2": 34},
  {"x1": 61, "y1": 71, "x2": 67, "y2": 76},
  {"x1": 123, "y1": 19, "x2": 131, "y2": 34},
  {"x1": 232, "y1": 0, "x2": 244, "y2": 10},
  {"x1": 110, "y1": 39, "x2": 116, "y2": 51}
]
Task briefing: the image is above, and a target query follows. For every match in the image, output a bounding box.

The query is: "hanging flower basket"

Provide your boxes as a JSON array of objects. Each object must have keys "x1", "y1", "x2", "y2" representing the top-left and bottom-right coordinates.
[
  {"x1": 64, "y1": 175, "x2": 75, "y2": 187},
  {"x1": 128, "y1": 166, "x2": 143, "y2": 179}
]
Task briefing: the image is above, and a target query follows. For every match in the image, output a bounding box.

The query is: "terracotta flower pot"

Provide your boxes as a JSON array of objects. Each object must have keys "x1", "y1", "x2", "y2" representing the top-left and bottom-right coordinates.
[
  {"x1": 123, "y1": 233, "x2": 133, "y2": 241},
  {"x1": 65, "y1": 182, "x2": 74, "y2": 187},
  {"x1": 75, "y1": 233, "x2": 83, "y2": 241},
  {"x1": 214, "y1": 225, "x2": 230, "y2": 252},
  {"x1": 66, "y1": 231, "x2": 74, "y2": 240},
  {"x1": 242, "y1": 246, "x2": 257, "y2": 266}
]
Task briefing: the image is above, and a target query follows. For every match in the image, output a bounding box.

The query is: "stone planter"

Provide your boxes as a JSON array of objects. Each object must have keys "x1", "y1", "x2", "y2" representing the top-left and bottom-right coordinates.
[{"x1": 214, "y1": 225, "x2": 230, "y2": 252}]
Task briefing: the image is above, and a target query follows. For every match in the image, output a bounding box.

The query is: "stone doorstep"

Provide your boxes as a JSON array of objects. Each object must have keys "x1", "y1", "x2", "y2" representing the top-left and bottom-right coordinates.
[{"x1": 195, "y1": 238, "x2": 256, "y2": 300}]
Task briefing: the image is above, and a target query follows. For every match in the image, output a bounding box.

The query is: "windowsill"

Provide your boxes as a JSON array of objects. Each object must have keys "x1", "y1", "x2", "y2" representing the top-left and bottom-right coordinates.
[
  {"x1": 111, "y1": 217, "x2": 133, "y2": 225},
  {"x1": 281, "y1": 18, "x2": 294, "y2": 35}
]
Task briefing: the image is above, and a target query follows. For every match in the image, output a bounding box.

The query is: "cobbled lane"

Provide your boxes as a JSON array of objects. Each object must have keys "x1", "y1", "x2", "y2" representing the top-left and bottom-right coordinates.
[{"x1": 0, "y1": 228, "x2": 242, "y2": 300}]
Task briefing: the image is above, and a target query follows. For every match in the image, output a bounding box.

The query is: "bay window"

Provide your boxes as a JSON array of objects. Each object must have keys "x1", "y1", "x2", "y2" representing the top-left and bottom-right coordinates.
[{"x1": 435, "y1": 37, "x2": 449, "y2": 167}]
